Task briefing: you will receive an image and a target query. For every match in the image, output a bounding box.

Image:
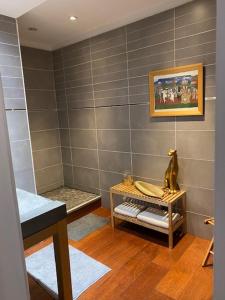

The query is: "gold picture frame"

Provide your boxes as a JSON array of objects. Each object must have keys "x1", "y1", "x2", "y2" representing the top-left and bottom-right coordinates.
[{"x1": 149, "y1": 63, "x2": 203, "y2": 117}]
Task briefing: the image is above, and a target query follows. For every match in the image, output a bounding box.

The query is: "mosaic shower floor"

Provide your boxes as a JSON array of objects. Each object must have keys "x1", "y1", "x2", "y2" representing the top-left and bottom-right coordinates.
[{"x1": 42, "y1": 187, "x2": 100, "y2": 213}]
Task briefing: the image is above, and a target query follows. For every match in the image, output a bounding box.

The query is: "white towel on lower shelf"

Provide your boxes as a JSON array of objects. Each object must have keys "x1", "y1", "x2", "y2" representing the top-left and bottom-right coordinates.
[
  {"x1": 137, "y1": 207, "x2": 181, "y2": 229},
  {"x1": 114, "y1": 202, "x2": 146, "y2": 218}
]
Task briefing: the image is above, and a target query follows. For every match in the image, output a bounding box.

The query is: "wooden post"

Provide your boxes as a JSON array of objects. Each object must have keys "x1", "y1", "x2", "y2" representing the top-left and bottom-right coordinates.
[
  {"x1": 168, "y1": 203, "x2": 173, "y2": 249},
  {"x1": 110, "y1": 189, "x2": 115, "y2": 230},
  {"x1": 53, "y1": 220, "x2": 73, "y2": 300}
]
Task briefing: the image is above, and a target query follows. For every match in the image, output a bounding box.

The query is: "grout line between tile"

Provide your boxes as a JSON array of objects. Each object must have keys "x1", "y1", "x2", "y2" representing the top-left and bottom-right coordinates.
[
  {"x1": 52, "y1": 67, "x2": 64, "y2": 177},
  {"x1": 60, "y1": 49, "x2": 75, "y2": 186},
  {"x1": 16, "y1": 20, "x2": 37, "y2": 194},
  {"x1": 125, "y1": 26, "x2": 133, "y2": 177},
  {"x1": 89, "y1": 39, "x2": 101, "y2": 191}
]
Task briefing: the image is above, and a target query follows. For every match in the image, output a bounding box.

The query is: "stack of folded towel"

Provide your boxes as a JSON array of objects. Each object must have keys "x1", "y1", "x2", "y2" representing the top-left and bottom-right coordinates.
[
  {"x1": 114, "y1": 202, "x2": 181, "y2": 228},
  {"x1": 114, "y1": 201, "x2": 146, "y2": 218},
  {"x1": 137, "y1": 206, "x2": 180, "y2": 228}
]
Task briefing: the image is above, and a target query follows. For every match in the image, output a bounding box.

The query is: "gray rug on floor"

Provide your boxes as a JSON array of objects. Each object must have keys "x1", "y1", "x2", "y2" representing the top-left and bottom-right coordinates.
[
  {"x1": 68, "y1": 213, "x2": 109, "y2": 241},
  {"x1": 26, "y1": 244, "x2": 111, "y2": 299}
]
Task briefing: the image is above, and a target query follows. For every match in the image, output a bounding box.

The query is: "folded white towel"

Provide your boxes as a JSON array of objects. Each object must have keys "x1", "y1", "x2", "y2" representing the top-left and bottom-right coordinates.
[
  {"x1": 137, "y1": 207, "x2": 181, "y2": 228},
  {"x1": 114, "y1": 202, "x2": 146, "y2": 218}
]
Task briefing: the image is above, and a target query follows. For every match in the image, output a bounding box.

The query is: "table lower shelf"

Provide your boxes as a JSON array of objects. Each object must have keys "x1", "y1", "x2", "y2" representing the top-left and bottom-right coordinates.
[{"x1": 113, "y1": 212, "x2": 184, "y2": 235}]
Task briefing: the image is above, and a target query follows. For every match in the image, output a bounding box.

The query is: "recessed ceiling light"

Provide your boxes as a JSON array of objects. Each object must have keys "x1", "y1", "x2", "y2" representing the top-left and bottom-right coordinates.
[
  {"x1": 69, "y1": 16, "x2": 78, "y2": 21},
  {"x1": 28, "y1": 27, "x2": 38, "y2": 31}
]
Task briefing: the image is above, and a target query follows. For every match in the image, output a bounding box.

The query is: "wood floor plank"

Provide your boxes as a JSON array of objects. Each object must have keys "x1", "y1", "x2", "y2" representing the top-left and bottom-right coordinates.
[
  {"x1": 179, "y1": 267, "x2": 213, "y2": 300},
  {"x1": 120, "y1": 262, "x2": 171, "y2": 300},
  {"x1": 26, "y1": 208, "x2": 213, "y2": 300},
  {"x1": 79, "y1": 243, "x2": 159, "y2": 300},
  {"x1": 156, "y1": 237, "x2": 212, "y2": 299},
  {"x1": 153, "y1": 234, "x2": 195, "y2": 269}
]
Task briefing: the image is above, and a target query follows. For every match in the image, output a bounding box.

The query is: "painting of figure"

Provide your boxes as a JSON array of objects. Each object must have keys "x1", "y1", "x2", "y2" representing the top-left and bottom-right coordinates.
[{"x1": 149, "y1": 64, "x2": 203, "y2": 117}]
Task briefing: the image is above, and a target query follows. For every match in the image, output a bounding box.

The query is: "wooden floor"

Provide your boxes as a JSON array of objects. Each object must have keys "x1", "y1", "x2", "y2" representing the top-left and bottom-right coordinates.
[{"x1": 26, "y1": 208, "x2": 213, "y2": 300}]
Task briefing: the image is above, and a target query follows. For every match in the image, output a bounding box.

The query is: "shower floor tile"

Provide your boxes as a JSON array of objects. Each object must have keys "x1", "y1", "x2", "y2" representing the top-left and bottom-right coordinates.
[{"x1": 42, "y1": 187, "x2": 100, "y2": 213}]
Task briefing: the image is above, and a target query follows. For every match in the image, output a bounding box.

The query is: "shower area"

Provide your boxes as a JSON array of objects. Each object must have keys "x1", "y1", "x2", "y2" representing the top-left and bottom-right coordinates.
[{"x1": 21, "y1": 46, "x2": 101, "y2": 212}]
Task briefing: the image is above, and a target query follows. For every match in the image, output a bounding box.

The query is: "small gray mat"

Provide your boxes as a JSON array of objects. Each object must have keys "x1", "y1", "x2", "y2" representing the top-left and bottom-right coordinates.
[
  {"x1": 26, "y1": 244, "x2": 111, "y2": 299},
  {"x1": 68, "y1": 213, "x2": 109, "y2": 241}
]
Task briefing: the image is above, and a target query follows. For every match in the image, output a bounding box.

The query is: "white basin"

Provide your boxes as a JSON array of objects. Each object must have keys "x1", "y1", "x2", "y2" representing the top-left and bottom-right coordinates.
[{"x1": 134, "y1": 181, "x2": 164, "y2": 198}]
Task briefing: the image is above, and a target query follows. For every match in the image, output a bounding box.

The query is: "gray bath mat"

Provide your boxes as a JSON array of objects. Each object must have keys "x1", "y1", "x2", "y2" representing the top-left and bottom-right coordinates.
[
  {"x1": 26, "y1": 244, "x2": 111, "y2": 299},
  {"x1": 68, "y1": 213, "x2": 109, "y2": 241}
]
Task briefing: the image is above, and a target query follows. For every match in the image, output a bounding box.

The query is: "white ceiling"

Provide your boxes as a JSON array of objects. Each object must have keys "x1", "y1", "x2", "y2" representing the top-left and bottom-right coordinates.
[
  {"x1": 18, "y1": 0, "x2": 192, "y2": 51},
  {"x1": 0, "y1": 0, "x2": 47, "y2": 18}
]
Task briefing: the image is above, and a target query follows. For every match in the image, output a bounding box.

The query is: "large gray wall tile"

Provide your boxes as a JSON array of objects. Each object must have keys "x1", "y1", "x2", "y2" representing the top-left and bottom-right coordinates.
[
  {"x1": 6, "y1": 111, "x2": 29, "y2": 141},
  {"x1": 186, "y1": 212, "x2": 213, "y2": 240},
  {"x1": 4, "y1": 98, "x2": 26, "y2": 110},
  {"x1": 99, "y1": 150, "x2": 131, "y2": 173},
  {"x1": 28, "y1": 111, "x2": 59, "y2": 131},
  {"x1": 26, "y1": 90, "x2": 56, "y2": 110},
  {"x1": 127, "y1": 30, "x2": 174, "y2": 52},
  {"x1": 69, "y1": 108, "x2": 95, "y2": 129},
  {"x1": 126, "y1": 10, "x2": 173, "y2": 33},
  {"x1": 72, "y1": 148, "x2": 98, "y2": 169},
  {"x1": 131, "y1": 130, "x2": 175, "y2": 156},
  {"x1": 181, "y1": 185, "x2": 214, "y2": 216},
  {"x1": 35, "y1": 165, "x2": 63, "y2": 192},
  {"x1": 0, "y1": 20, "x2": 17, "y2": 34},
  {"x1": 178, "y1": 159, "x2": 214, "y2": 189},
  {"x1": 21, "y1": 46, "x2": 53, "y2": 70},
  {"x1": 100, "y1": 190, "x2": 110, "y2": 208},
  {"x1": 60, "y1": 129, "x2": 70, "y2": 147},
  {"x1": 10, "y1": 140, "x2": 33, "y2": 173},
  {"x1": 58, "y1": 110, "x2": 68, "y2": 128},
  {"x1": 100, "y1": 170, "x2": 123, "y2": 191},
  {"x1": 0, "y1": 43, "x2": 19, "y2": 56},
  {"x1": 96, "y1": 105, "x2": 129, "y2": 129},
  {"x1": 175, "y1": 0, "x2": 216, "y2": 26},
  {"x1": 70, "y1": 129, "x2": 97, "y2": 149},
  {"x1": 14, "y1": 169, "x2": 36, "y2": 193},
  {"x1": 176, "y1": 130, "x2": 215, "y2": 160},
  {"x1": 61, "y1": 147, "x2": 72, "y2": 165},
  {"x1": 73, "y1": 166, "x2": 100, "y2": 193},
  {"x1": 176, "y1": 100, "x2": 215, "y2": 130},
  {"x1": 175, "y1": 30, "x2": 216, "y2": 50},
  {"x1": 97, "y1": 129, "x2": 130, "y2": 152},
  {"x1": 23, "y1": 68, "x2": 55, "y2": 90},
  {"x1": 33, "y1": 147, "x2": 62, "y2": 170},
  {"x1": 0, "y1": 65, "x2": 22, "y2": 77},
  {"x1": 31, "y1": 130, "x2": 60, "y2": 151},
  {"x1": 175, "y1": 19, "x2": 216, "y2": 39},
  {"x1": 130, "y1": 103, "x2": 175, "y2": 130},
  {"x1": 132, "y1": 154, "x2": 169, "y2": 181},
  {"x1": 63, "y1": 164, "x2": 73, "y2": 187}
]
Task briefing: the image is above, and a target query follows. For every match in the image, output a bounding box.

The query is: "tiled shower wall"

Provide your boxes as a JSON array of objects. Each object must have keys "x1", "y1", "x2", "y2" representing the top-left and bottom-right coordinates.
[
  {"x1": 0, "y1": 15, "x2": 35, "y2": 193},
  {"x1": 52, "y1": 0, "x2": 216, "y2": 238},
  {"x1": 21, "y1": 47, "x2": 63, "y2": 193}
]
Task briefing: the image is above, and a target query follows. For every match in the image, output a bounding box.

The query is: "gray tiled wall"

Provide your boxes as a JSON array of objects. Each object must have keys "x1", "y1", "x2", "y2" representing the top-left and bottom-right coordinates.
[
  {"x1": 52, "y1": 0, "x2": 215, "y2": 239},
  {"x1": 0, "y1": 15, "x2": 35, "y2": 193},
  {"x1": 21, "y1": 47, "x2": 63, "y2": 193}
]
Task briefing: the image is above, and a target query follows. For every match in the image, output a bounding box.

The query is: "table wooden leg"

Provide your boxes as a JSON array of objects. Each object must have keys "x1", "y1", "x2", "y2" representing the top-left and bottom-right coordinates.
[
  {"x1": 168, "y1": 203, "x2": 173, "y2": 249},
  {"x1": 110, "y1": 190, "x2": 115, "y2": 230},
  {"x1": 53, "y1": 219, "x2": 73, "y2": 300}
]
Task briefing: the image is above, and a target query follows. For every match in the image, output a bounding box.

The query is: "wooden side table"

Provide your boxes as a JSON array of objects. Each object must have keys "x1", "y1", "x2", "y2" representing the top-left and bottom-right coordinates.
[
  {"x1": 110, "y1": 183, "x2": 186, "y2": 249},
  {"x1": 18, "y1": 189, "x2": 73, "y2": 300}
]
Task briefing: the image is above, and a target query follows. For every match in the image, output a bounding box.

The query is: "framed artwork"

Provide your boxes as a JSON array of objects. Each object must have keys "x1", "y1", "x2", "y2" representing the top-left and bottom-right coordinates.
[{"x1": 149, "y1": 63, "x2": 203, "y2": 117}]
